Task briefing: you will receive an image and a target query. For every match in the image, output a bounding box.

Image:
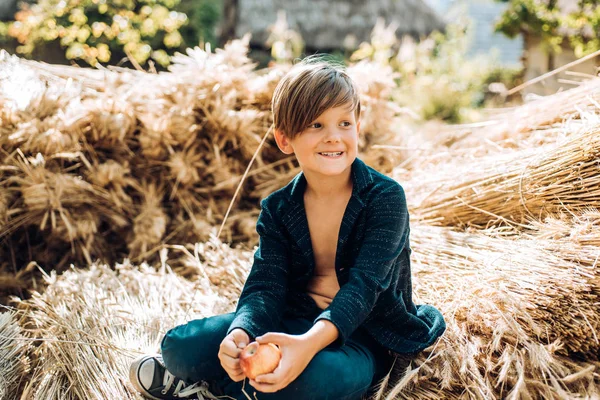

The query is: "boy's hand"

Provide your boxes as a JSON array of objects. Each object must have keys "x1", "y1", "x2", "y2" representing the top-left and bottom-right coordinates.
[
  {"x1": 248, "y1": 332, "x2": 317, "y2": 393},
  {"x1": 218, "y1": 328, "x2": 250, "y2": 382}
]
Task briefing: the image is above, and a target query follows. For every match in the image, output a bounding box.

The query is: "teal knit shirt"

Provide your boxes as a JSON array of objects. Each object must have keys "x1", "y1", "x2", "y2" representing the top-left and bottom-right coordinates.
[{"x1": 227, "y1": 157, "x2": 446, "y2": 354}]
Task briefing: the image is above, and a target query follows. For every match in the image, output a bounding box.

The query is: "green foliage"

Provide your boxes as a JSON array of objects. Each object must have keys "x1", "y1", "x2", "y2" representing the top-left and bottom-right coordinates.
[
  {"x1": 0, "y1": 0, "x2": 221, "y2": 68},
  {"x1": 496, "y1": 0, "x2": 600, "y2": 57},
  {"x1": 0, "y1": 20, "x2": 8, "y2": 40},
  {"x1": 177, "y1": 0, "x2": 221, "y2": 48},
  {"x1": 352, "y1": 20, "x2": 519, "y2": 123}
]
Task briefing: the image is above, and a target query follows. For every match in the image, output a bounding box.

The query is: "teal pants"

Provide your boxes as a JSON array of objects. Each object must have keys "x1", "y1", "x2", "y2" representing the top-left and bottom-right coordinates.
[{"x1": 160, "y1": 312, "x2": 394, "y2": 400}]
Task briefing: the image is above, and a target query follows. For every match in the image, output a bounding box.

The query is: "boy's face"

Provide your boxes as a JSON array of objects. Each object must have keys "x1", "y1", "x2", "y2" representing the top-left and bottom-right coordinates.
[{"x1": 274, "y1": 103, "x2": 360, "y2": 179}]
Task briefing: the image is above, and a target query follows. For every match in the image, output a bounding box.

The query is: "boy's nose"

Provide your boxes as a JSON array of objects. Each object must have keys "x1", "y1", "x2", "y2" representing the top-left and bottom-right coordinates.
[{"x1": 323, "y1": 130, "x2": 342, "y2": 142}]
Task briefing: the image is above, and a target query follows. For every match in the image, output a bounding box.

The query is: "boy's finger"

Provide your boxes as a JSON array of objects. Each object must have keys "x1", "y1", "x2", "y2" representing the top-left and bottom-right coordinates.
[
  {"x1": 221, "y1": 354, "x2": 241, "y2": 368},
  {"x1": 230, "y1": 372, "x2": 245, "y2": 382},
  {"x1": 231, "y1": 330, "x2": 249, "y2": 348},
  {"x1": 227, "y1": 364, "x2": 244, "y2": 377},
  {"x1": 224, "y1": 365, "x2": 241, "y2": 376},
  {"x1": 249, "y1": 379, "x2": 277, "y2": 393},
  {"x1": 223, "y1": 362, "x2": 241, "y2": 373},
  {"x1": 225, "y1": 344, "x2": 241, "y2": 356},
  {"x1": 222, "y1": 341, "x2": 242, "y2": 356},
  {"x1": 255, "y1": 371, "x2": 278, "y2": 384}
]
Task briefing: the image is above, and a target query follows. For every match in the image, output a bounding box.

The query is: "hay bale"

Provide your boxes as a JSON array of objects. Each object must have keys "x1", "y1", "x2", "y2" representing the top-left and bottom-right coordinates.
[
  {"x1": 404, "y1": 125, "x2": 600, "y2": 229},
  {"x1": 385, "y1": 77, "x2": 600, "y2": 181},
  {"x1": 6, "y1": 225, "x2": 600, "y2": 399},
  {"x1": 463, "y1": 77, "x2": 600, "y2": 147},
  {"x1": 0, "y1": 39, "x2": 404, "y2": 272},
  {"x1": 370, "y1": 219, "x2": 600, "y2": 399},
  {"x1": 0, "y1": 311, "x2": 31, "y2": 399},
  {"x1": 410, "y1": 222, "x2": 599, "y2": 356},
  {"x1": 11, "y1": 236, "x2": 252, "y2": 400}
]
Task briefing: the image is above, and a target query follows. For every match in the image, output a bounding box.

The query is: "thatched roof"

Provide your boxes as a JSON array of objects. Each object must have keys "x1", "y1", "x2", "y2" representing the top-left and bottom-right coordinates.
[{"x1": 235, "y1": 0, "x2": 446, "y2": 50}]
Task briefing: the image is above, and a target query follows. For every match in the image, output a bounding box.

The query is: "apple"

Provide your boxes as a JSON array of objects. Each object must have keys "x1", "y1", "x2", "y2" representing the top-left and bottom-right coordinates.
[{"x1": 239, "y1": 341, "x2": 282, "y2": 379}]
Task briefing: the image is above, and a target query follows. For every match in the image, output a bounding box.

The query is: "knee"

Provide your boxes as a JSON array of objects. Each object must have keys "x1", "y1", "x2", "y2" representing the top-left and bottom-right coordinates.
[
  {"x1": 160, "y1": 313, "x2": 235, "y2": 381},
  {"x1": 160, "y1": 325, "x2": 193, "y2": 380}
]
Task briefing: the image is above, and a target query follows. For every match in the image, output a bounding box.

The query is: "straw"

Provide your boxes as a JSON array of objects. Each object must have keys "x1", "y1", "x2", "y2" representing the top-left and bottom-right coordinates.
[{"x1": 0, "y1": 310, "x2": 31, "y2": 400}]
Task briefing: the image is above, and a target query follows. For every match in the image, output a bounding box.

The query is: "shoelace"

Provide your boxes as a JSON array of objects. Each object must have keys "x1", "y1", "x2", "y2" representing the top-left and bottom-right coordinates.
[{"x1": 162, "y1": 369, "x2": 218, "y2": 399}]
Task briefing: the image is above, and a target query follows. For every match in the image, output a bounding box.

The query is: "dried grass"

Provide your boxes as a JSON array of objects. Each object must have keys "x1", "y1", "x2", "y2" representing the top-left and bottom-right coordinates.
[
  {"x1": 370, "y1": 219, "x2": 600, "y2": 399},
  {"x1": 389, "y1": 76, "x2": 600, "y2": 180},
  {"x1": 0, "y1": 311, "x2": 31, "y2": 399},
  {"x1": 404, "y1": 119, "x2": 600, "y2": 229},
  {"x1": 466, "y1": 77, "x2": 600, "y2": 146},
  {"x1": 369, "y1": 81, "x2": 600, "y2": 398},
  {"x1": 5, "y1": 220, "x2": 600, "y2": 399},
  {"x1": 0, "y1": 39, "x2": 404, "y2": 274},
  {"x1": 8, "y1": 234, "x2": 252, "y2": 400},
  {"x1": 410, "y1": 222, "x2": 599, "y2": 356},
  {"x1": 1, "y1": 34, "x2": 600, "y2": 400}
]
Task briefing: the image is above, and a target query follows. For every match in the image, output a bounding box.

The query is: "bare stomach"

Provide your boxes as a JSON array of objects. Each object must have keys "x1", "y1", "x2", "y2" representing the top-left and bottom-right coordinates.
[{"x1": 306, "y1": 274, "x2": 340, "y2": 310}]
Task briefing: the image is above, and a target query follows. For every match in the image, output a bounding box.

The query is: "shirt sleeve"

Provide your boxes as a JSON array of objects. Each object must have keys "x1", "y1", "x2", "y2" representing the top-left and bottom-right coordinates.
[
  {"x1": 227, "y1": 199, "x2": 289, "y2": 340},
  {"x1": 313, "y1": 184, "x2": 410, "y2": 346}
]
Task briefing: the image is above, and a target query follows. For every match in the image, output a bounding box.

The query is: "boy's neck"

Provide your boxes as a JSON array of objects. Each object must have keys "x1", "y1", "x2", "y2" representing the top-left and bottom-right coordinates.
[{"x1": 303, "y1": 167, "x2": 353, "y2": 201}]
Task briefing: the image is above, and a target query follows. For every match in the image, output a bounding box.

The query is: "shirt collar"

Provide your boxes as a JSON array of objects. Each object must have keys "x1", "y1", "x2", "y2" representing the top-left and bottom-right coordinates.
[{"x1": 288, "y1": 157, "x2": 373, "y2": 204}]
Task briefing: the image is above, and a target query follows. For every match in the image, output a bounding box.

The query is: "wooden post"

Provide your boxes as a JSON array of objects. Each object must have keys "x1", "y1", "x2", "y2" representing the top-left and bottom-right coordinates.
[{"x1": 220, "y1": 0, "x2": 239, "y2": 47}]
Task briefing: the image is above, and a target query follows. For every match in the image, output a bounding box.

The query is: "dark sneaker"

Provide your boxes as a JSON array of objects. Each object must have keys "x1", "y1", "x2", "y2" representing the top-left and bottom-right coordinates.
[{"x1": 129, "y1": 354, "x2": 218, "y2": 399}]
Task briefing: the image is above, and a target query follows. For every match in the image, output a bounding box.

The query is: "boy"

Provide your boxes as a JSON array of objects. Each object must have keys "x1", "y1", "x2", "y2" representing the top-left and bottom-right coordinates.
[{"x1": 130, "y1": 56, "x2": 446, "y2": 400}]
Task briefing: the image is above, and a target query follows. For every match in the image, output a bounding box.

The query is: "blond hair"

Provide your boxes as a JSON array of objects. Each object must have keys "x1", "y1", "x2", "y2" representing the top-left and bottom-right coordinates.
[{"x1": 271, "y1": 55, "x2": 361, "y2": 139}]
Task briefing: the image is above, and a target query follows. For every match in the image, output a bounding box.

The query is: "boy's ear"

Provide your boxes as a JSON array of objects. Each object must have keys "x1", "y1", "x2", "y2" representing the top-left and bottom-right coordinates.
[{"x1": 274, "y1": 128, "x2": 294, "y2": 155}]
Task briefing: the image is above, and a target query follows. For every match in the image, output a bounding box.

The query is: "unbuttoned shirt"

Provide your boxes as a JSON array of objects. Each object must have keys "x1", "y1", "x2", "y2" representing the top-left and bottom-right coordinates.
[{"x1": 227, "y1": 157, "x2": 446, "y2": 354}]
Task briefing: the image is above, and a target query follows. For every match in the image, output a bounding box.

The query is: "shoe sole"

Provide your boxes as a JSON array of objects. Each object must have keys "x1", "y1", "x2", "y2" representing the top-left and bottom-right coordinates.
[{"x1": 129, "y1": 354, "x2": 163, "y2": 400}]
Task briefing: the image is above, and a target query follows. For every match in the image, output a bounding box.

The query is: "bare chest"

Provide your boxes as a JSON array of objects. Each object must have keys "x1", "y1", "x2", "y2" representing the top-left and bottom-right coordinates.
[
  {"x1": 307, "y1": 203, "x2": 343, "y2": 275},
  {"x1": 304, "y1": 198, "x2": 349, "y2": 309},
  {"x1": 305, "y1": 202, "x2": 346, "y2": 273}
]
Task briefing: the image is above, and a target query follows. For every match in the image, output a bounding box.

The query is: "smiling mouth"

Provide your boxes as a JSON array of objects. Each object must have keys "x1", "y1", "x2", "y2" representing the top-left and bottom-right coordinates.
[{"x1": 318, "y1": 152, "x2": 344, "y2": 157}]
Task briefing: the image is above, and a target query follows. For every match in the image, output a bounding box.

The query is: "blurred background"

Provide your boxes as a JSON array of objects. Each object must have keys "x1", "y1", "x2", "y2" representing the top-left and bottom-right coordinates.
[{"x1": 1, "y1": 0, "x2": 598, "y2": 119}]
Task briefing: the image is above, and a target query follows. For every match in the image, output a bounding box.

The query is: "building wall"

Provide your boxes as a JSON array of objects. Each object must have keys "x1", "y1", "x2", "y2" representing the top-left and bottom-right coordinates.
[
  {"x1": 424, "y1": 0, "x2": 523, "y2": 66},
  {"x1": 462, "y1": 0, "x2": 523, "y2": 66},
  {"x1": 523, "y1": 34, "x2": 599, "y2": 96}
]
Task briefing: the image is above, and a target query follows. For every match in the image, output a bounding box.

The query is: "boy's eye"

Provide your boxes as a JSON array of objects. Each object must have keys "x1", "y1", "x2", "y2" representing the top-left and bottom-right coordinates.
[{"x1": 308, "y1": 122, "x2": 352, "y2": 129}]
